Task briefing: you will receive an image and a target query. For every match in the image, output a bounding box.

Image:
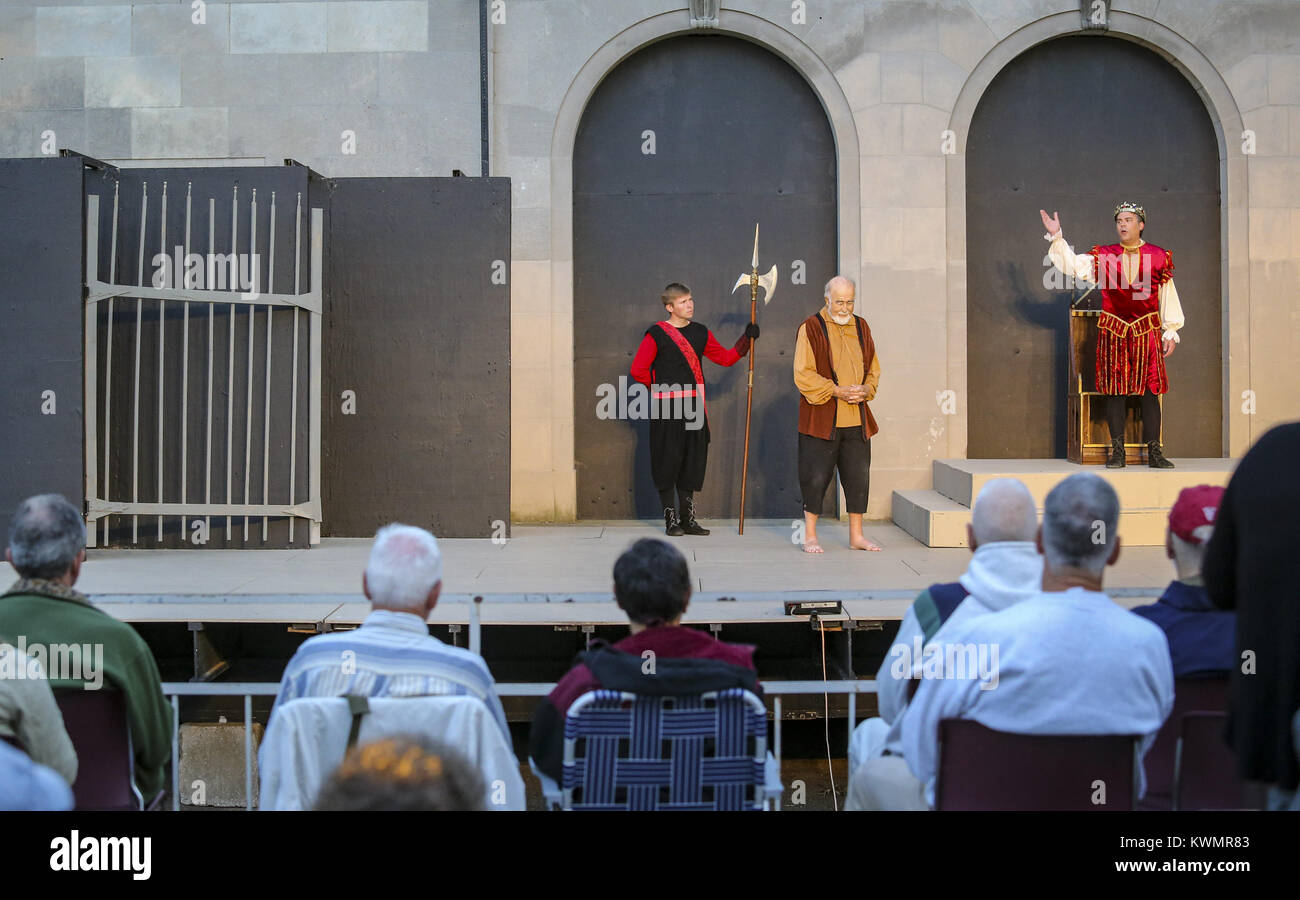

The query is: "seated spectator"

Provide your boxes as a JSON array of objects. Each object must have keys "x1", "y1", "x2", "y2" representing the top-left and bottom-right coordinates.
[
  {"x1": 315, "y1": 735, "x2": 486, "y2": 812},
  {"x1": 859, "y1": 473, "x2": 1173, "y2": 810},
  {"x1": 0, "y1": 494, "x2": 169, "y2": 802},
  {"x1": 1204, "y1": 422, "x2": 1300, "y2": 810},
  {"x1": 1130, "y1": 485, "x2": 1234, "y2": 677},
  {"x1": 529, "y1": 538, "x2": 759, "y2": 784},
  {"x1": 0, "y1": 638, "x2": 78, "y2": 785},
  {"x1": 0, "y1": 738, "x2": 73, "y2": 811},
  {"x1": 847, "y1": 478, "x2": 1040, "y2": 807},
  {"x1": 270, "y1": 523, "x2": 508, "y2": 742}
]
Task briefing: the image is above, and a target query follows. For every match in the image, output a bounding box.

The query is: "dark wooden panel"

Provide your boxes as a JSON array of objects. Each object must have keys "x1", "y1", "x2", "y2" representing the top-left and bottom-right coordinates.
[
  {"x1": 574, "y1": 34, "x2": 838, "y2": 519},
  {"x1": 966, "y1": 35, "x2": 1222, "y2": 459},
  {"x1": 323, "y1": 177, "x2": 510, "y2": 538},
  {"x1": 0, "y1": 157, "x2": 86, "y2": 526}
]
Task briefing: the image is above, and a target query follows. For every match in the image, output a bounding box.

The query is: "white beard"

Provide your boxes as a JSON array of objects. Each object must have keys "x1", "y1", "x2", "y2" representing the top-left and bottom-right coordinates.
[{"x1": 829, "y1": 311, "x2": 853, "y2": 325}]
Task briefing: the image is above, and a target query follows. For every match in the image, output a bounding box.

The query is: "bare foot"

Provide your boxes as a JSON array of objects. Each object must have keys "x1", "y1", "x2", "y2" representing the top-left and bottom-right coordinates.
[
  {"x1": 802, "y1": 539, "x2": 824, "y2": 554},
  {"x1": 850, "y1": 536, "x2": 883, "y2": 552}
]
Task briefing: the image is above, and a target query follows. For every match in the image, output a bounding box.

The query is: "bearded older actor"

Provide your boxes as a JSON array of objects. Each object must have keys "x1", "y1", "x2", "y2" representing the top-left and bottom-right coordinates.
[{"x1": 793, "y1": 276, "x2": 882, "y2": 553}]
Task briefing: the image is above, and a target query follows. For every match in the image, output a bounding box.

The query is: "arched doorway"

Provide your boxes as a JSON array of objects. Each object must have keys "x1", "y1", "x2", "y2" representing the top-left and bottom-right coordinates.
[
  {"x1": 966, "y1": 35, "x2": 1222, "y2": 459},
  {"x1": 573, "y1": 34, "x2": 838, "y2": 518}
]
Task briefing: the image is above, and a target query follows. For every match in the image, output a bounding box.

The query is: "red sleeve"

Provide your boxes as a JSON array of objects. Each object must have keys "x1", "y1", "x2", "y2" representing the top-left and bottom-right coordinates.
[
  {"x1": 630, "y1": 333, "x2": 657, "y2": 386},
  {"x1": 702, "y1": 330, "x2": 741, "y2": 367}
]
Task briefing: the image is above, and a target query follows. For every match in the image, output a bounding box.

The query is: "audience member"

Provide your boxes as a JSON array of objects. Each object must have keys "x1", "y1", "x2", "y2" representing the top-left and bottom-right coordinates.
[
  {"x1": 1204, "y1": 422, "x2": 1300, "y2": 810},
  {"x1": 529, "y1": 538, "x2": 759, "y2": 784},
  {"x1": 0, "y1": 494, "x2": 169, "y2": 802},
  {"x1": 314, "y1": 735, "x2": 486, "y2": 811},
  {"x1": 859, "y1": 473, "x2": 1173, "y2": 809},
  {"x1": 0, "y1": 738, "x2": 73, "y2": 811},
  {"x1": 270, "y1": 523, "x2": 508, "y2": 742},
  {"x1": 0, "y1": 638, "x2": 78, "y2": 784},
  {"x1": 1131, "y1": 485, "x2": 1234, "y2": 677},
  {"x1": 847, "y1": 478, "x2": 1041, "y2": 805}
]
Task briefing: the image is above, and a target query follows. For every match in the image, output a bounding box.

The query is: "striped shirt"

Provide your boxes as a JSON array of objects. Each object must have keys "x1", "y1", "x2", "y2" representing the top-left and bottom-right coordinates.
[{"x1": 272, "y1": 609, "x2": 509, "y2": 741}]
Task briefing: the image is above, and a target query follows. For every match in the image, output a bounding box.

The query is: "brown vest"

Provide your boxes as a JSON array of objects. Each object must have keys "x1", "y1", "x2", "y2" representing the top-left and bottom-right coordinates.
[{"x1": 797, "y1": 312, "x2": 879, "y2": 441}]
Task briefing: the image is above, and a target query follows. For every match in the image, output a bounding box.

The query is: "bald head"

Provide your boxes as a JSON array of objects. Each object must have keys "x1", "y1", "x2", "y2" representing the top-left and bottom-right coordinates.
[{"x1": 970, "y1": 478, "x2": 1037, "y2": 546}]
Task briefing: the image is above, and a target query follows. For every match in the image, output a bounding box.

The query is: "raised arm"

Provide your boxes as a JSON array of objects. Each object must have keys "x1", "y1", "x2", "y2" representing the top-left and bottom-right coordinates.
[{"x1": 1040, "y1": 209, "x2": 1097, "y2": 284}]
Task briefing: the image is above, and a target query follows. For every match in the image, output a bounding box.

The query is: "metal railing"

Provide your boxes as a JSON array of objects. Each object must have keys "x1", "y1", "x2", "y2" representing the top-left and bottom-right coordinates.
[{"x1": 160, "y1": 679, "x2": 878, "y2": 810}]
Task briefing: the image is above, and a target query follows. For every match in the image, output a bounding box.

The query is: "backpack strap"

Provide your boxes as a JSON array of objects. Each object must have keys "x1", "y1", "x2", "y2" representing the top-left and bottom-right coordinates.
[
  {"x1": 913, "y1": 582, "x2": 970, "y2": 642},
  {"x1": 345, "y1": 694, "x2": 370, "y2": 750}
]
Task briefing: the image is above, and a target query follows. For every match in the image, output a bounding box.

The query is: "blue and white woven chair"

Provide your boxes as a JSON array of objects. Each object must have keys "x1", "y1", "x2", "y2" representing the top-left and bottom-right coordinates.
[{"x1": 560, "y1": 688, "x2": 779, "y2": 810}]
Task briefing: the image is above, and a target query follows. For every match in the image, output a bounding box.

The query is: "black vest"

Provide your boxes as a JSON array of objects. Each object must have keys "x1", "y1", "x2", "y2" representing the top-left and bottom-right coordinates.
[{"x1": 645, "y1": 322, "x2": 708, "y2": 387}]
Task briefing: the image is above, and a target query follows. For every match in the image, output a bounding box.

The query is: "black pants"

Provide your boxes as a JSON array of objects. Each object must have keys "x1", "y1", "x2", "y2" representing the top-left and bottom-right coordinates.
[
  {"x1": 799, "y1": 427, "x2": 871, "y2": 516},
  {"x1": 1106, "y1": 390, "x2": 1161, "y2": 443},
  {"x1": 649, "y1": 417, "x2": 709, "y2": 493}
]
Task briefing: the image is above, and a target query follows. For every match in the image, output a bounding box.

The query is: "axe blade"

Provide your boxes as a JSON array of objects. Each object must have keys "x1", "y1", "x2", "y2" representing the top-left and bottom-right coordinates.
[
  {"x1": 731, "y1": 272, "x2": 751, "y2": 294},
  {"x1": 757, "y1": 264, "x2": 778, "y2": 304}
]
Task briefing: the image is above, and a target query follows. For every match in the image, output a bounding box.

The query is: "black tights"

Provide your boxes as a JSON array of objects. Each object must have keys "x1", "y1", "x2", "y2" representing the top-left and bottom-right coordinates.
[
  {"x1": 658, "y1": 488, "x2": 694, "y2": 512},
  {"x1": 1107, "y1": 391, "x2": 1161, "y2": 443}
]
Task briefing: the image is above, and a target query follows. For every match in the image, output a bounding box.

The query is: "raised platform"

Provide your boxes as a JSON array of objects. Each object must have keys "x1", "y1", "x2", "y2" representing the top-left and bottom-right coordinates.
[
  {"x1": 78, "y1": 519, "x2": 1175, "y2": 630},
  {"x1": 892, "y1": 458, "x2": 1237, "y2": 548}
]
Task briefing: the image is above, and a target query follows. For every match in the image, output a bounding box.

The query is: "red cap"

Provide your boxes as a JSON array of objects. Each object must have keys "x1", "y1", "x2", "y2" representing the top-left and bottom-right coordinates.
[{"x1": 1168, "y1": 485, "x2": 1225, "y2": 544}]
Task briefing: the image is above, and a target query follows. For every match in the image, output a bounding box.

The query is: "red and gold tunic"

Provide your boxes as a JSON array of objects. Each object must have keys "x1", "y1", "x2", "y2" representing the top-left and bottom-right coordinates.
[
  {"x1": 1088, "y1": 242, "x2": 1174, "y2": 395},
  {"x1": 1047, "y1": 234, "x2": 1184, "y2": 396}
]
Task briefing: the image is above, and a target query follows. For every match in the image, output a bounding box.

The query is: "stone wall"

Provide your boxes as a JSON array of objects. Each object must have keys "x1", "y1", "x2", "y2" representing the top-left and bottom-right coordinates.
[{"x1": 2, "y1": 1, "x2": 1297, "y2": 521}]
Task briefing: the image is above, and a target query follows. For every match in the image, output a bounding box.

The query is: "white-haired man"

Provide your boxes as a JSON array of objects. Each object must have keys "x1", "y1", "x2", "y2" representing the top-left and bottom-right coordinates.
[
  {"x1": 858, "y1": 473, "x2": 1174, "y2": 809},
  {"x1": 271, "y1": 524, "x2": 508, "y2": 742},
  {"x1": 793, "y1": 275, "x2": 882, "y2": 553},
  {"x1": 845, "y1": 478, "x2": 1042, "y2": 808}
]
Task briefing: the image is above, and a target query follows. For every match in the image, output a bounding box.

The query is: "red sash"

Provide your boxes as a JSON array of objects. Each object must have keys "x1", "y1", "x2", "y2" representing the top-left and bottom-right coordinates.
[{"x1": 655, "y1": 321, "x2": 708, "y2": 421}]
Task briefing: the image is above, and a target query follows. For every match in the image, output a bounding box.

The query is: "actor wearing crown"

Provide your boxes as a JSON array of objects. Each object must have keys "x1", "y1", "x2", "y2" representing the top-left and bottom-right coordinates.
[{"x1": 1040, "y1": 203, "x2": 1184, "y2": 468}]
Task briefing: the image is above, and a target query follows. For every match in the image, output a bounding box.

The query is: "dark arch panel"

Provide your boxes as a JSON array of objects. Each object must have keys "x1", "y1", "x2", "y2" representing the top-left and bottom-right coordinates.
[
  {"x1": 574, "y1": 34, "x2": 838, "y2": 519},
  {"x1": 966, "y1": 35, "x2": 1222, "y2": 459}
]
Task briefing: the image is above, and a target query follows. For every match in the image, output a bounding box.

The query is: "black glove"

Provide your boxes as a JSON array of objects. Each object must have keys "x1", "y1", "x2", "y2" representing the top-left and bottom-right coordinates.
[{"x1": 745, "y1": 322, "x2": 760, "y2": 340}]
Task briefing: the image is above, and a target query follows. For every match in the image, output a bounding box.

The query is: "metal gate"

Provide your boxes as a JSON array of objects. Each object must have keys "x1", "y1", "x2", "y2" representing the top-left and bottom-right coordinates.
[{"x1": 83, "y1": 177, "x2": 324, "y2": 548}]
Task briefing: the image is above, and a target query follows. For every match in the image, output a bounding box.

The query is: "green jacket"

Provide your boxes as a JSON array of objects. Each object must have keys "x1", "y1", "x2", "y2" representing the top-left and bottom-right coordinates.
[{"x1": 0, "y1": 579, "x2": 170, "y2": 801}]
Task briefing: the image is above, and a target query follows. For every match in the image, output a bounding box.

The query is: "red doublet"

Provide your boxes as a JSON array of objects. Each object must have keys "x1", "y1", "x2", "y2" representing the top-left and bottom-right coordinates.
[{"x1": 1087, "y1": 242, "x2": 1174, "y2": 395}]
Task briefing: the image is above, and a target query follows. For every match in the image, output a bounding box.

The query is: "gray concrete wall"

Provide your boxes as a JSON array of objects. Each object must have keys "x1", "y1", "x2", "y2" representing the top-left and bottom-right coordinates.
[{"x1": 2, "y1": 1, "x2": 1298, "y2": 522}]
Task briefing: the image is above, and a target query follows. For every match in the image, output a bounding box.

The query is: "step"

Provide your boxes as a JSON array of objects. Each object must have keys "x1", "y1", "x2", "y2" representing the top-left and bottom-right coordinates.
[
  {"x1": 932, "y1": 458, "x2": 1236, "y2": 509},
  {"x1": 893, "y1": 489, "x2": 1176, "y2": 548}
]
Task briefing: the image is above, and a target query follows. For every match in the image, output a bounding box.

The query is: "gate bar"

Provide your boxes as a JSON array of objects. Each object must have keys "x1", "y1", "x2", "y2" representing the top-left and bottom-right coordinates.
[
  {"x1": 132, "y1": 182, "x2": 148, "y2": 544},
  {"x1": 243, "y1": 189, "x2": 257, "y2": 542},
  {"x1": 288, "y1": 193, "x2": 302, "y2": 544},
  {"x1": 226, "y1": 185, "x2": 236, "y2": 541},
  {"x1": 157, "y1": 181, "x2": 167, "y2": 541},
  {"x1": 263, "y1": 192, "x2": 276, "y2": 541},
  {"x1": 102, "y1": 182, "x2": 119, "y2": 546}
]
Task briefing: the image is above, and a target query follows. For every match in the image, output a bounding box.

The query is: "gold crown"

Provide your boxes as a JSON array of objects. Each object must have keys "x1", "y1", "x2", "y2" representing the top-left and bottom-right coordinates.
[{"x1": 1113, "y1": 202, "x2": 1146, "y2": 223}]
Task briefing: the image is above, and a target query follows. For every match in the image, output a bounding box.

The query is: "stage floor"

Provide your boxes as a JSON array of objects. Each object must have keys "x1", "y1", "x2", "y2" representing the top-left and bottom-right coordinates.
[{"x1": 78, "y1": 519, "x2": 1175, "y2": 625}]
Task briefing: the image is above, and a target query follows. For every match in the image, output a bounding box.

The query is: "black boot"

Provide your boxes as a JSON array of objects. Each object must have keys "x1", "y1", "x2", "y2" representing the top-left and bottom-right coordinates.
[
  {"x1": 679, "y1": 495, "x2": 710, "y2": 536},
  {"x1": 1106, "y1": 438, "x2": 1126, "y2": 468},
  {"x1": 1147, "y1": 440, "x2": 1176, "y2": 469},
  {"x1": 664, "y1": 507, "x2": 685, "y2": 536}
]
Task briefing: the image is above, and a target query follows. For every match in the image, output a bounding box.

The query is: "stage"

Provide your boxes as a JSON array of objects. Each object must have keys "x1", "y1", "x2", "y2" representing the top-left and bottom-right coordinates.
[{"x1": 80, "y1": 518, "x2": 1177, "y2": 633}]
